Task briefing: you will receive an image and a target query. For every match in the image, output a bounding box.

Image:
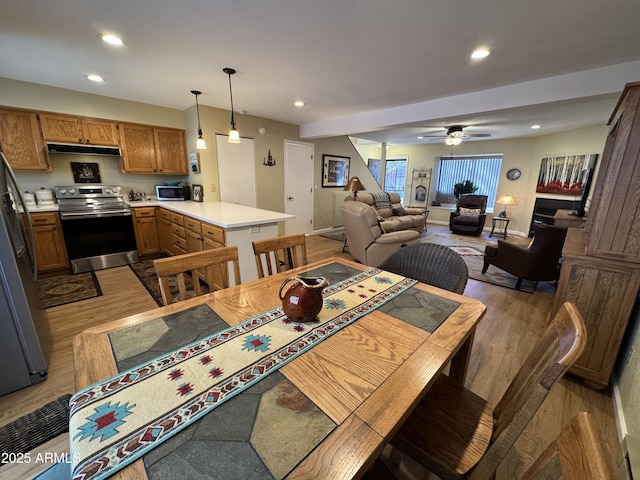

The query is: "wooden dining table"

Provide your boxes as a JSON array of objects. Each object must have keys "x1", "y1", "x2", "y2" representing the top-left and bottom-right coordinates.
[{"x1": 73, "y1": 257, "x2": 486, "y2": 480}]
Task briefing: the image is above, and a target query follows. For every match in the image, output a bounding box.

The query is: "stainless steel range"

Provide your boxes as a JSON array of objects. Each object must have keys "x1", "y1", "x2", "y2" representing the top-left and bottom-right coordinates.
[{"x1": 54, "y1": 185, "x2": 138, "y2": 273}]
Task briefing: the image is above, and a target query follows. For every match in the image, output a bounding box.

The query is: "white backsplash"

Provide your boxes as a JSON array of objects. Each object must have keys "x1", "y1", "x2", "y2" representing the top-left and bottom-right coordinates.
[{"x1": 14, "y1": 154, "x2": 188, "y2": 201}]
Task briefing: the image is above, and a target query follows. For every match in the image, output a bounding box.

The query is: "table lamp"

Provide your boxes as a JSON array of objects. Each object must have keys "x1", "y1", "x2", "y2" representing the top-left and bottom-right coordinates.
[
  {"x1": 344, "y1": 176, "x2": 366, "y2": 200},
  {"x1": 496, "y1": 195, "x2": 515, "y2": 217}
]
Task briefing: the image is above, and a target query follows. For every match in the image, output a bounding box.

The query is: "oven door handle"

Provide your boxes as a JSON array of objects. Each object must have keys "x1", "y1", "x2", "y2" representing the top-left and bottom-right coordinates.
[{"x1": 60, "y1": 210, "x2": 132, "y2": 219}]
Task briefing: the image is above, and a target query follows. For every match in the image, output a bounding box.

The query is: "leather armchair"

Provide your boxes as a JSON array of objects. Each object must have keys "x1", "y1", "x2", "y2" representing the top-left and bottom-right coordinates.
[
  {"x1": 341, "y1": 201, "x2": 420, "y2": 266},
  {"x1": 449, "y1": 194, "x2": 488, "y2": 236},
  {"x1": 482, "y1": 223, "x2": 568, "y2": 290}
]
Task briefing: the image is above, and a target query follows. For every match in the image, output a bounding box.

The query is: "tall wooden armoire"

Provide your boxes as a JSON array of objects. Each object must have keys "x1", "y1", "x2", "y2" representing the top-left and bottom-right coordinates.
[{"x1": 552, "y1": 81, "x2": 640, "y2": 389}]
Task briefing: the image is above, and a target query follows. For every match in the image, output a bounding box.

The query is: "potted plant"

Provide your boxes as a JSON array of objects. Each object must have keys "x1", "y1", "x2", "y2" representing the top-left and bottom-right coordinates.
[{"x1": 453, "y1": 180, "x2": 478, "y2": 199}]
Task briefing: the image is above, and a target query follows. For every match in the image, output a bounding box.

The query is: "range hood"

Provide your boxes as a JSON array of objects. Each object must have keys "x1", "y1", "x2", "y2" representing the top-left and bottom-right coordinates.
[{"x1": 46, "y1": 142, "x2": 121, "y2": 156}]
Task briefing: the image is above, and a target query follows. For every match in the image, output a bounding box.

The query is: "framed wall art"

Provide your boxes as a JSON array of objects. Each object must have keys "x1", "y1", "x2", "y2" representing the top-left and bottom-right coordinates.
[
  {"x1": 192, "y1": 184, "x2": 203, "y2": 202},
  {"x1": 322, "y1": 154, "x2": 350, "y2": 187},
  {"x1": 71, "y1": 162, "x2": 101, "y2": 183},
  {"x1": 189, "y1": 152, "x2": 201, "y2": 173}
]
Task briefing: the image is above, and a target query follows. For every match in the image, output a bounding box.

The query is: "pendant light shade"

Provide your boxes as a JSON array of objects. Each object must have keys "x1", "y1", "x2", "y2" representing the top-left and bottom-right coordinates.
[
  {"x1": 191, "y1": 90, "x2": 207, "y2": 150},
  {"x1": 223, "y1": 67, "x2": 241, "y2": 144}
]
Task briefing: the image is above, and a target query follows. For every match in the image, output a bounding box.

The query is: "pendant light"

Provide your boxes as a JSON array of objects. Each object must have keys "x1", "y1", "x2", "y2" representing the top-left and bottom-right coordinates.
[
  {"x1": 223, "y1": 67, "x2": 241, "y2": 143},
  {"x1": 191, "y1": 90, "x2": 207, "y2": 150}
]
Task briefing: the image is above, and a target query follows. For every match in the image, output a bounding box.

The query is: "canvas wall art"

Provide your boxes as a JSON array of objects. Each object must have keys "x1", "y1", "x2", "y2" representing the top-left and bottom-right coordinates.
[{"x1": 536, "y1": 154, "x2": 598, "y2": 195}]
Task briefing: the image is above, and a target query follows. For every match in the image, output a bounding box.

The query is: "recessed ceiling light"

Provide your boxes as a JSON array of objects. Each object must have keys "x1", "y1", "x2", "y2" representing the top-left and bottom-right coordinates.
[
  {"x1": 471, "y1": 48, "x2": 491, "y2": 59},
  {"x1": 531, "y1": 124, "x2": 541, "y2": 129},
  {"x1": 294, "y1": 100, "x2": 305, "y2": 107},
  {"x1": 86, "y1": 74, "x2": 105, "y2": 83},
  {"x1": 100, "y1": 34, "x2": 124, "y2": 46},
  {"x1": 417, "y1": 136, "x2": 424, "y2": 139}
]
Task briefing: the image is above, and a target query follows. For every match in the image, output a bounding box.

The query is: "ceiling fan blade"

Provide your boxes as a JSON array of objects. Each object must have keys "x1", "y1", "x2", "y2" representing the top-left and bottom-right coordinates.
[{"x1": 464, "y1": 133, "x2": 492, "y2": 137}]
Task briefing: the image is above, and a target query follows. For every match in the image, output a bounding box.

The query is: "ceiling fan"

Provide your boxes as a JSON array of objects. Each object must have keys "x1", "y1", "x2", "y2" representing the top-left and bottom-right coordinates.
[{"x1": 421, "y1": 125, "x2": 492, "y2": 145}]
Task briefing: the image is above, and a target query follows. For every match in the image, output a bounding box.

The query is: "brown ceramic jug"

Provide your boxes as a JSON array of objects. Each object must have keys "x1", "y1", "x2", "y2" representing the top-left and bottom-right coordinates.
[{"x1": 279, "y1": 276, "x2": 328, "y2": 323}]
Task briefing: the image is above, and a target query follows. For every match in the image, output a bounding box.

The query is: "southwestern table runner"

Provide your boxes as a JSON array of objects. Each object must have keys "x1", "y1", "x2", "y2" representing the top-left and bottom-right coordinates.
[{"x1": 69, "y1": 268, "x2": 416, "y2": 480}]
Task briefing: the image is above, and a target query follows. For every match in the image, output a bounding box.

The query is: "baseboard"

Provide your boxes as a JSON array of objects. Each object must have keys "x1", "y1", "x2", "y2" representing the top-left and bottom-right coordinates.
[{"x1": 613, "y1": 377, "x2": 638, "y2": 479}]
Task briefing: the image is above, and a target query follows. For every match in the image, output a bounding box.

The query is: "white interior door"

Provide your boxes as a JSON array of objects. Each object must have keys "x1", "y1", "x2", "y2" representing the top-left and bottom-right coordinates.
[
  {"x1": 216, "y1": 134, "x2": 256, "y2": 207},
  {"x1": 284, "y1": 140, "x2": 314, "y2": 235}
]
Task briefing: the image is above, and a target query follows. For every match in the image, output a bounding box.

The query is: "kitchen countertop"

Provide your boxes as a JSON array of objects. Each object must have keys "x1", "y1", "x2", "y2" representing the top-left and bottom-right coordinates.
[
  {"x1": 129, "y1": 200, "x2": 295, "y2": 229},
  {"x1": 25, "y1": 204, "x2": 59, "y2": 213}
]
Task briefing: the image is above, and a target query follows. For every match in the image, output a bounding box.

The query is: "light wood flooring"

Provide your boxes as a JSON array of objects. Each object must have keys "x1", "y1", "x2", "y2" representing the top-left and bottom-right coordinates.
[{"x1": 0, "y1": 225, "x2": 625, "y2": 479}]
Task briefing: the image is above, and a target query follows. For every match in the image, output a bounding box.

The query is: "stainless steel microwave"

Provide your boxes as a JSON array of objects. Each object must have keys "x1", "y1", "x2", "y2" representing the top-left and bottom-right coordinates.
[{"x1": 156, "y1": 185, "x2": 191, "y2": 201}]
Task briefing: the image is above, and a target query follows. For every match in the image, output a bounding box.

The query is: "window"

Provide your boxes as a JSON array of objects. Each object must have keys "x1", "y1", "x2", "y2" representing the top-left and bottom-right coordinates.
[
  {"x1": 435, "y1": 154, "x2": 502, "y2": 207},
  {"x1": 384, "y1": 159, "x2": 407, "y2": 202},
  {"x1": 367, "y1": 158, "x2": 408, "y2": 203}
]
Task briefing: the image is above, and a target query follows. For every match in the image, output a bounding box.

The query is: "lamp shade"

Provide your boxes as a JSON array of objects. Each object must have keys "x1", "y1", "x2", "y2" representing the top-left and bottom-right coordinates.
[
  {"x1": 344, "y1": 176, "x2": 366, "y2": 192},
  {"x1": 228, "y1": 127, "x2": 240, "y2": 144},
  {"x1": 497, "y1": 195, "x2": 516, "y2": 205}
]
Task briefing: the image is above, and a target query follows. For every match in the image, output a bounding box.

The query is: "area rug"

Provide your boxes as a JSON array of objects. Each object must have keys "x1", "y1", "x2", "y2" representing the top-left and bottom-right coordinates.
[
  {"x1": 38, "y1": 272, "x2": 102, "y2": 308},
  {"x1": 129, "y1": 259, "x2": 209, "y2": 306},
  {"x1": 421, "y1": 235, "x2": 539, "y2": 293}
]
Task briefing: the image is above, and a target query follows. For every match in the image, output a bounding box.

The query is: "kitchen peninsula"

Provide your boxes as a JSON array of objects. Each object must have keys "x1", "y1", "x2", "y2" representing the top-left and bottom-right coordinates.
[{"x1": 131, "y1": 200, "x2": 295, "y2": 282}]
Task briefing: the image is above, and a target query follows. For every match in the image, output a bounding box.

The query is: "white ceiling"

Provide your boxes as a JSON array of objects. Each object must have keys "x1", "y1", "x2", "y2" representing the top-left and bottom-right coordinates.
[{"x1": 2, "y1": 0, "x2": 640, "y2": 145}]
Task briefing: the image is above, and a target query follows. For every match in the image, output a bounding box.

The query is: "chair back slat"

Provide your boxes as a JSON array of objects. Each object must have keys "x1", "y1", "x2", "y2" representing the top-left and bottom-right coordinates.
[
  {"x1": 468, "y1": 302, "x2": 586, "y2": 480},
  {"x1": 153, "y1": 246, "x2": 241, "y2": 305},
  {"x1": 253, "y1": 234, "x2": 308, "y2": 278}
]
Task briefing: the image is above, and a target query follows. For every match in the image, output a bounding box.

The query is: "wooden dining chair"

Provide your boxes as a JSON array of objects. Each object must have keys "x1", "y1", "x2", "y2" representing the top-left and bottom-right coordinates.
[
  {"x1": 252, "y1": 233, "x2": 308, "y2": 278},
  {"x1": 386, "y1": 301, "x2": 587, "y2": 480},
  {"x1": 153, "y1": 246, "x2": 241, "y2": 305},
  {"x1": 521, "y1": 412, "x2": 617, "y2": 480}
]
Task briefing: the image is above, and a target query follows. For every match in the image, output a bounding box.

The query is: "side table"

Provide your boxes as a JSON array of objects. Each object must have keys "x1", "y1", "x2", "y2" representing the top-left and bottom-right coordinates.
[{"x1": 490, "y1": 216, "x2": 510, "y2": 239}]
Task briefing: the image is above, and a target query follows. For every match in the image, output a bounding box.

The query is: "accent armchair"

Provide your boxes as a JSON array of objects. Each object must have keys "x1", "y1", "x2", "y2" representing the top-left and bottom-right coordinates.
[
  {"x1": 482, "y1": 223, "x2": 568, "y2": 290},
  {"x1": 341, "y1": 200, "x2": 420, "y2": 266},
  {"x1": 449, "y1": 194, "x2": 488, "y2": 236}
]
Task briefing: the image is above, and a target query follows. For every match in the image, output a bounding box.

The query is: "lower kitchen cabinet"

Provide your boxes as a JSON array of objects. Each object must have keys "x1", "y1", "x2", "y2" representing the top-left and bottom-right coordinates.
[
  {"x1": 30, "y1": 212, "x2": 69, "y2": 273},
  {"x1": 132, "y1": 207, "x2": 161, "y2": 256},
  {"x1": 158, "y1": 208, "x2": 174, "y2": 255}
]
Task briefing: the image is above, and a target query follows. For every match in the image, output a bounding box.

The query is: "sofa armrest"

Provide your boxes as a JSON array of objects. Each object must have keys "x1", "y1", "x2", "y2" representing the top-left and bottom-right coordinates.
[
  {"x1": 404, "y1": 207, "x2": 428, "y2": 215},
  {"x1": 376, "y1": 230, "x2": 420, "y2": 244}
]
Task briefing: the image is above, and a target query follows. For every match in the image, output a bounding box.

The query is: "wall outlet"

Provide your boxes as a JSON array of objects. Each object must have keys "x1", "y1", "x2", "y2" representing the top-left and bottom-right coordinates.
[
  {"x1": 210, "y1": 184, "x2": 217, "y2": 192},
  {"x1": 250, "y1": 226, "x2": 260, "y2": 234}
]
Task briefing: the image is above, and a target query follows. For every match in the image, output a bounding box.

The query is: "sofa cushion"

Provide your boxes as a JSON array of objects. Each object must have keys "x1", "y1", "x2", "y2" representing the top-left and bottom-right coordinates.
[
  {"x1": 392, "y1": 204, "x2": 407, "y2": 216},
  {"x1": 455, "y1": 214, "x2": 482, "y2": 226}
]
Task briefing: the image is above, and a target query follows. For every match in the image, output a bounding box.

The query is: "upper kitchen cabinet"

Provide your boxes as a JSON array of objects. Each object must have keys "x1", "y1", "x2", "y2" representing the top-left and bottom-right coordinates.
[
  {"x1": 39, "y1": 113, "x2": 119, "y2": 146},
  {"x1": 154, "y1": 128, "x2": 188, "y2": 174},
  {"x1": 0, "y1": 107, "x2": 51, "y2": 171},
  {"x1": 119, "y1": 123, "x2": 188, "y2": 174},
  {"x1": 118, "y1": 123, "x2": 156, "y2": 173}
]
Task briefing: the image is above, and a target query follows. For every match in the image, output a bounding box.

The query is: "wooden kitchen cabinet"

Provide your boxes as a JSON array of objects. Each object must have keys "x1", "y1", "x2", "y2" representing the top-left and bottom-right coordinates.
[
  {"x1": 154, "y1": 128, "x2": 189, "y2": 174},
  {"x1": 202, "y1": 222, "x2": 226, "y2": 249},
  {"x1": 185, "y1": 218, "x2": 204, "y2": 253},
  {"x1": 39, "y1": 112, "x2": 119, "y2": 146},
  {"x1": 30, "y1": 212, "x2": 69, "y2": 273},
  {"x1": 0, "y1": 107, "x2": 51, "y2": 171},
  {"x1": 132, "y1": 207, "x2": 161, "y2": 256},
  {"x1": 158, "y1": 208, "x2": 174, "y2": 255},
  {"x1": 119, "y1": 123, "x2": 188, "y2": 174},
  {"x1": 119, "y1": 123, "x2": 157, "y2": 173}
]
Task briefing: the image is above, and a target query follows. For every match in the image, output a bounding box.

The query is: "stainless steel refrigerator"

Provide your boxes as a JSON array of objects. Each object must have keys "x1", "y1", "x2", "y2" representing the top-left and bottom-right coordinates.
[{"x1": 0, "y1": 150, "x2": 50, "y2": 396}]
